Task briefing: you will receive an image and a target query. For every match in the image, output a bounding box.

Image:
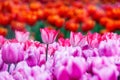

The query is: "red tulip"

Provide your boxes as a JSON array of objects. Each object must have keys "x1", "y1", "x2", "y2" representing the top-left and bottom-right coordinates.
[
  {"x1": 81, "y1": 19, "x2": 95, "y2": 32},
  {"x1": 65, "y1": 20, "x2": 79, "y2": 32},
  {"x1": 0, "y1": 27, "x2": 8, "y2": 37}
]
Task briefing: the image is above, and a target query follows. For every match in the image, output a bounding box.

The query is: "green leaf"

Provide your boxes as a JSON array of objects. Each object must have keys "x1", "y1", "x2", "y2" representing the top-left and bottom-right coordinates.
[
  {"x1": 6, "y1": 26, "x2": 15, "y2": 39},
  {"x1": 115, "y1": 30, "x2": 120, "y2": 34},
  {"x1": 31, "y1": 21, "x2": 45, "y2": 42},
  {"x1": 60, "y1": 27, "x2": 70, "y2": 38},
  {"x1": 91, "y1": 23, "x2": 104, "y2": 33}
]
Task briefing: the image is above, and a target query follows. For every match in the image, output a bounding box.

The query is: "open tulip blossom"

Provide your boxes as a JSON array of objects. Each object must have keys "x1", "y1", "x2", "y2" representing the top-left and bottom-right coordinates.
[{"x1": 0, "y1": 30, "x2": 120, "y2": 80}]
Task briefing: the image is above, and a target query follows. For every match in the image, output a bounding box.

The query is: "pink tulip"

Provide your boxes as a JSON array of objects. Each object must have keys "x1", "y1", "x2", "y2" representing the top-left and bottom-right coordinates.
[
  {"x1": 98, "y1": 39, "x2": 120, "y2": 56},
  {"x1": 40, "y1": 28, "x2": 58, "y2": 61},
  {"x1": 0, "y1": 53, "x2": 8, "y2": 71},
  {"x1": 70, "y1": 31, "x2": 86, "y2": 47},
  {"x1": 40, "y1": 28, "x2": 58, "y2": 44},
  {"x1": 14, "y1": 61, "x2": 31, "y2": 79},
  {"x1": 25, "y1": 46, "x2": 40, "y2": 67},
  {"x1": 91, "y1": 57, "x2": 119, "y2": 80},
  {"x1": 82, "y1": 48, "x2": 99, "y2": 59},
  {"x1": 1, "y1": 42, "x2": 24, "y2": 64},
  {"x1": 87, "y1": 32, "x2": 101, "y2": 48},
  {"x1": 15, "y1": 30, "x2": 30, "y2": 42},
  {"x1": 101, "y1": 33, "x2": 118, "y2": 41},
  {"x1": 37, "y1": 54, "x2": 46, "y2": 66}
]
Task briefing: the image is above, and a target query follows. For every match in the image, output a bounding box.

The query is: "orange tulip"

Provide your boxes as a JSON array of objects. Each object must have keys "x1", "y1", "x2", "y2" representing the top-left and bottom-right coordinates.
[
  {"x1": 0, "y1": 27, "x2": 7, "y2": 37},
  {"x1": 81, "y1": 19, "x2": 95, "y2": 32},
  {"x1": 11, "y1": 21, "x2": 25, "y2": 31},
  {"x1": 65, "y1": 19, "x2": 79, "y2": 32},
  {"x1": 105, "y1": 20, "x2": 116, "y2": 32}
]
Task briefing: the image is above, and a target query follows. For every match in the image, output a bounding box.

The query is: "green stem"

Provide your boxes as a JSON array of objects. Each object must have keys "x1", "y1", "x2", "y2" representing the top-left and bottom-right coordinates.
[{"x1": 45, "y1": 44, "x2": 49, "y2": 61}]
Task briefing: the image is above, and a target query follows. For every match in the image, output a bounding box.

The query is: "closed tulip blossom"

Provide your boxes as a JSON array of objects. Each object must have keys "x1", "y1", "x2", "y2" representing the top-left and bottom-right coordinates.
[
  {"x1": 40, "y1": 28, "x2": 59, "y2": 61},
  {"x1": 87, "y1": 32, "x2": 101, "y2": 48},
  {"x1": 15, "y1": 30, "x2": 30, "y2": 42},
  {"x1": 0, "y1": 53, "x2": 8, "y2": 71},
  {"x1": 25, "y1": 46, "x2": 40, "y2": 67},
  {"x1": 1, "y1": 42, "x2": 24, "y2": 64},
  {"x1": 70, "y1": 31, "x2": 86, "y2": 47},
  {"x1": 12, "y1": 61, "x2": 32, "y2": 80},
  {"x1": 40, "y1": 28, "x2": 58, "y2": 44}
]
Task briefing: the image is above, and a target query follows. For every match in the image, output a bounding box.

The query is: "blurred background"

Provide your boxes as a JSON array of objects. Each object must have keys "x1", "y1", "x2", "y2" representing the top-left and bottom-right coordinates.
[{"x1": 0, "y1": 0, "x2": 120, "y2": 42}]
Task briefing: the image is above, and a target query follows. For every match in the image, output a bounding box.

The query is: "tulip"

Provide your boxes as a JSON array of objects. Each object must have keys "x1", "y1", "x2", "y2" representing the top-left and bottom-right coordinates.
[
  {"x1": 40, "y1": 28, "x2": 58, "y2": 44},
  {"x1": 25, "y1": 46, "x2": 40, "y2": 67},
  {"x1": 82, "y1": 49, "x2": 97, "y2": 59},
  {"x1": 98, "y1": 39, "x2": 120, "y2": 56},
  {"x1": 1, "y1": 42, "x2": 24, "y2": 64},
  {"x1": 40, "y1": 28, "x2": 58, "y2": 61},
  {"x1": 70, "y1": 31, "x2": 86, "y2": 47},
  {"x1": 87, "y1": 32, "x2": 101, "y2": 48},
  {"x1": 15, "y1": 30, "x2": 30, "y2": 42},
  {"x1": 0, "y1": 53, "x2": 8, "y2": 72},
  {"x1": 1, "y1": 41, "x2": 24, "y2": 72},
  {"x1": 14, "y1": 61, "x2": 32, "y2": 79}
]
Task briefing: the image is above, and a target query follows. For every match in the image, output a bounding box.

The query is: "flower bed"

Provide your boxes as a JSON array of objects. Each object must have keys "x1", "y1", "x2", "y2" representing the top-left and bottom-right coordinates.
[
  {"x1": 0, "y1": 1, "x2": 120, "y2": 39},
  {"x1": 0, "y1": 29, "x2": 120, "y2": 80}
]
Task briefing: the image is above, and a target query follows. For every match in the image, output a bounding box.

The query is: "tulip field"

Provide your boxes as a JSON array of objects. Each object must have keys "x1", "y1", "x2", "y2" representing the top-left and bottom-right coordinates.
[{"x1": 0, "y1": 0, "x2": 120, "y2": 80}]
